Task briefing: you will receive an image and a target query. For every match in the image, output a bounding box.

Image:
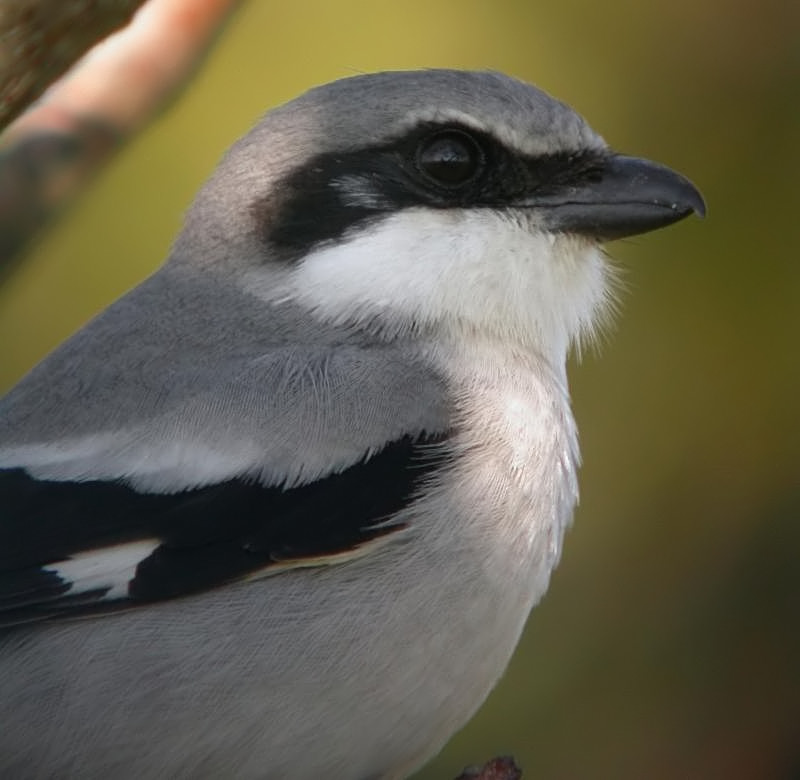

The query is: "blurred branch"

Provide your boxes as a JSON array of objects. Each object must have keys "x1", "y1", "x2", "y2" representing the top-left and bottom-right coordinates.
[
  {"x1": 455, "y1": 756, "x2": 523, "y2": 780},
  {"x1": 0, "y1": 0, "x2": 243, "y2": 271},
  {"x1": 0, "y1": 0, "x2": 146, "y2": 131}
]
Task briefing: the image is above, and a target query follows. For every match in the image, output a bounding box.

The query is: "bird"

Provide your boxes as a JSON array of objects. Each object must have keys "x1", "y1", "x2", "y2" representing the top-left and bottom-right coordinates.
[{"x1": 0, "y1": 69, "x2": 705, "y2": 779}]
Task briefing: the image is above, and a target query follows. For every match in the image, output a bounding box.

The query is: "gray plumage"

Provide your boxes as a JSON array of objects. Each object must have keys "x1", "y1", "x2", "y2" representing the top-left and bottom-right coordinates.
[{"x1": 0, "y1": 69, "x2": 704, "y2": 778}]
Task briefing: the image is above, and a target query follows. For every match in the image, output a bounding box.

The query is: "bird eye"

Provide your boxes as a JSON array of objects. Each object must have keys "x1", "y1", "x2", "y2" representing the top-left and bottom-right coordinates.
[{"x1": 415, "y1": 130, "x2": 483, "y2": 187}]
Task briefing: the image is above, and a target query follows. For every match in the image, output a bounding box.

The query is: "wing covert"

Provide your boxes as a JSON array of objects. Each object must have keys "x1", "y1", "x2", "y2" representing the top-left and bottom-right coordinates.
[{"x1": 0, "y1": 432, "x2": 448, "y2": 627}]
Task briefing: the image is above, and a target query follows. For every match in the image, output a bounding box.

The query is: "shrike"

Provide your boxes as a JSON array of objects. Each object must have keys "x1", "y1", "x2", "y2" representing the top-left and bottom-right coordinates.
[{"x1": 0, "y1": 70, "x2": 704, "y2": 778}]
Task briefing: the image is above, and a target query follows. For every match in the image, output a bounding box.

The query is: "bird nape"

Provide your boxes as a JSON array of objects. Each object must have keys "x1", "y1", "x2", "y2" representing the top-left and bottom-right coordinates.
[{"x1": 0, "y1": 69, "x2": 704, "y2": 779}]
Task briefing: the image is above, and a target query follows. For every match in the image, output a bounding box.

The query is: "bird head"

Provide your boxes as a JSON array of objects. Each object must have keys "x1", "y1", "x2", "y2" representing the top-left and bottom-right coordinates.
[{"x1": 172, "y1": 70, "x2": 704, "y2": 365}]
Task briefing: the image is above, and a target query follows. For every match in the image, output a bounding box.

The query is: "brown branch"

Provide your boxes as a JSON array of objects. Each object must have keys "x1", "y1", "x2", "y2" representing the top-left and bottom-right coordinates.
[
  {"x1": 0, "y1": 0, "x2": 243, "y2": 271},
  {"x1": 455, "y1": 756, "x2": 523, "y2": 780},
  {"x1": 0, "y1": 0, "x2": 146, "y2": 131}
]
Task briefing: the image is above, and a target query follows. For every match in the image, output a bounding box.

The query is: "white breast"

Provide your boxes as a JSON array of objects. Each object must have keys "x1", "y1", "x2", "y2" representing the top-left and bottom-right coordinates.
[
  {"x1": 426, "y1": 337, "x2": 580, "y2": 621},
  {"x1": 365, "y1": 339, "x2": 582, "y2": 777}
]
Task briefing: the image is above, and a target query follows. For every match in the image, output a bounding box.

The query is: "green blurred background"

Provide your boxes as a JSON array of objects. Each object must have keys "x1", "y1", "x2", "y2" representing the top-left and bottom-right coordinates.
[{"x1": 1, "y1": 1, "x2": 798, "y2": 777}]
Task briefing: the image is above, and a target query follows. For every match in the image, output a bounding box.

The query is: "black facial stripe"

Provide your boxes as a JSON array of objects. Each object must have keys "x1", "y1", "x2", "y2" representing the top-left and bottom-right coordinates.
[
  {"x1": 252, "y1": 121, "x2": 608, "y2": 261},
  {"x1": 0, "y1": 432, "x2": 448, "y2": 626}
]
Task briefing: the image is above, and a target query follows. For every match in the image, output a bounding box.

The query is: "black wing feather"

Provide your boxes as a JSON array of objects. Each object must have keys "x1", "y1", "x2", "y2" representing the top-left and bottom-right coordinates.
[{"x1": 0, "y1": 433, "x2": 447, "y2": 627}]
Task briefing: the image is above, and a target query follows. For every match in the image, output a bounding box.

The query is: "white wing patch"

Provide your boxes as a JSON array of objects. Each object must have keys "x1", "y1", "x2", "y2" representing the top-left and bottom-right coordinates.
[{"x1": 44, "y1": 539, "x2": 160, "y2": 601}]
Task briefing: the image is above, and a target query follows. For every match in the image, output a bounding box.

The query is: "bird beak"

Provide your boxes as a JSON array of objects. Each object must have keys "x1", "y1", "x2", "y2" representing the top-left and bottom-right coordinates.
[{"x1": 532, "y1": 154, "x2": 706, "y2": 241}]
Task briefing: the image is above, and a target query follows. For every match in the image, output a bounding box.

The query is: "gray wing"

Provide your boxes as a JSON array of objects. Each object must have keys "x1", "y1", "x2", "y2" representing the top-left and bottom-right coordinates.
[{"x1": 0, "y1": 266, "x2": 451, "y2": 625}]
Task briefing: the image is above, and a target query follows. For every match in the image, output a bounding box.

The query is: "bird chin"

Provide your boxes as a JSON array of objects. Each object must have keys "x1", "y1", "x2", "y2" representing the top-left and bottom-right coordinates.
[{"x1": 249, "y1": 208, "x2": 611, "y2": 364}]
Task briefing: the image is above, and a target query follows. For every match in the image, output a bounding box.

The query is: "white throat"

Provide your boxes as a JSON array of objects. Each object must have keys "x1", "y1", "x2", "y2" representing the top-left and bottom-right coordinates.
[{"x1": 266, "y1": 208, "x2": 613, "y2": 370}]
